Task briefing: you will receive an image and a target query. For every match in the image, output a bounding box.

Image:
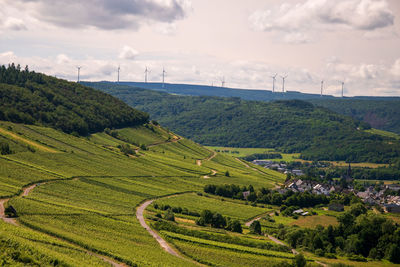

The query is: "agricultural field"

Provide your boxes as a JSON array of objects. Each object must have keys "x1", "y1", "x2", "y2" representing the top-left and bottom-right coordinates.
[
  {"x1": 0, "y1": 121, "x2": 297, "y2": 266},
  {"x1": 207, "y1": 146, "x2": 301, "y2": 162}
]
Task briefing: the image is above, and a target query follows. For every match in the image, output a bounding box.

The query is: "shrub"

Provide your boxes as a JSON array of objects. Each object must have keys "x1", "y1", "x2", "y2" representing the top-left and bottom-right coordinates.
[
  {"x1": 249, "y1": 221, "x2": 262, "y2": 235},
  {"x1": 164, "y1": 209, "x2": 175, "y2": 222}
]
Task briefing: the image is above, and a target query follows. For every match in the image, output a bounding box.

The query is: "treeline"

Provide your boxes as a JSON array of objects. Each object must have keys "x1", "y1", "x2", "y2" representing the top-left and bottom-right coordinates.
[
  {"x1": 279, "y1": 203, "x2": 400, "y2": 263},
  {"x1": 0, "y1": 64, "x2": 149, "y2": 135},
  {"x1": 286, "y1": 161, "x2": 400, "y2": 181},
  {"x1": 241, "y1": 152, "x2": 282, "y2": 161},
  {"x1": 195, "y1": 209, "x2": 242, "y2": 233},
  {"x1": 204, "y1": 184, "x2": 329, "y2": 207},
  {"x1": 87, "y1": 82, "x2": 400, "y2": 163}
]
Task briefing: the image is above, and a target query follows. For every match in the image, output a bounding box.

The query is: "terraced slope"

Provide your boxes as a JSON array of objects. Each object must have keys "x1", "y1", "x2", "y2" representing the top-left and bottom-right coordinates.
[{"x1": 0, "y1": 121, "x2": 289, "y2": 266}]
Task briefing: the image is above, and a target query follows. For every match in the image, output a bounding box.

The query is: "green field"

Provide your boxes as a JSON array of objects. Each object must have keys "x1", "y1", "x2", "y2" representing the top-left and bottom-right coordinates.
[
  {"x1": 207, "y1": 146, "x2": 300, "y2": 162},
  {"x1": 0, "y1": 121, "x2": 296, "y2": 266}
]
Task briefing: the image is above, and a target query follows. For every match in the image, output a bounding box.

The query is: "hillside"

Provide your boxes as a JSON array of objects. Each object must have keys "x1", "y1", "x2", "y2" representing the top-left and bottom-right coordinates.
[
  {"x1": 0, "y1": 64, "x2": 149, "y2": 135},
  {"x1": 309, "y1": 99, "x2": 400, "y2": 134},
  {"x1": 103, "y1": 82, "x2": 400, "y2": 135},
  {"x1": 87, "y1": 82, "x2": 400, "y2": 164}
]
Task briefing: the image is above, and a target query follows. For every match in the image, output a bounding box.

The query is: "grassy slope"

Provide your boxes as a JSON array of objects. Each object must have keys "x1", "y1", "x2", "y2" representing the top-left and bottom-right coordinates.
[{"x1": 0, "y1": 121, "x2": 289, "y2": 266}]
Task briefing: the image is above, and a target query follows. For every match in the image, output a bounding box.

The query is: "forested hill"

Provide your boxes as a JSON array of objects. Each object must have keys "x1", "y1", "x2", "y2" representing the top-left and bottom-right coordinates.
[
  {"x1": 99, "y1": 82, "x2": 400, "y2": 135},
  {"x1": 118, "y1": 81, "x2": 334, "y2": 101},
  {"x1": 309, "y1": 99, "x2": 400, "y2": 135},
  {"x1": 86, "y1": 82, "x2": 400, "y2": 164},
  {"x1": 0, "y1": 64, "x2": 149, "y2": 135}
]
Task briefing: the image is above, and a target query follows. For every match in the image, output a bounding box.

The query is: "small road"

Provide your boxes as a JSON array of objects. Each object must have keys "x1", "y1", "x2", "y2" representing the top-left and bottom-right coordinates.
[
  {"x1": 245, "y1": 214, "x2": 264, "y2": 227},
  {"x1": 136, "y1": 200, "x2": 182, "y2": 257}
]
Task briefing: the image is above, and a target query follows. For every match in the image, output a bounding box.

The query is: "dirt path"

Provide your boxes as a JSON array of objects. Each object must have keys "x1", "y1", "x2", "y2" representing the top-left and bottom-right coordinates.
[
  {"x1": 22, "y1": 184, "x2": 38, "y2": 196},
  {"x1": 0, "y1": 198, "x2": 18, "y2": 226},
  {"x1": 245, "y1": 210, "x2": 273, "y2": 227},
  {"x1": 235, "y1": 158, "x2": 266, "y2": 176},
  {"x1": 136, "y1": 200, "x2": 182, "y2": 257}
]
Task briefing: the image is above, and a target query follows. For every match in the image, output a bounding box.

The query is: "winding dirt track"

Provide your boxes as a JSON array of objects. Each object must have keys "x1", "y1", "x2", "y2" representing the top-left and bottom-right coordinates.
[
  {"x1": 136, "y1": 200, "x2": 182, "y2": 257},
  {"x1": 245, "y1": 214, "x2": 264, "y2": 227}
]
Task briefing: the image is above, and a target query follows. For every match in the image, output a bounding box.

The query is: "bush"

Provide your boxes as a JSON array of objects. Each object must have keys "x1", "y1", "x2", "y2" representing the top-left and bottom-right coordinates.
[
  {"x1": 293, "y1": 254, "x2": 306, "y2": 267},
  {"x1": 164, "y1": 209, "x2": 175, "y2": 221},
  {"x1": 347, "y1": 254, "x2": 367, "y2": 262},
  {"x1": 225, "y1": 170, "x2": 230, "y2": 177},
  {"x1": 249, "y1": 221, "x2": 262, "y2": 235},
  {"x1": 0, "y1": 142, "x2": 11, "y2": 155}
]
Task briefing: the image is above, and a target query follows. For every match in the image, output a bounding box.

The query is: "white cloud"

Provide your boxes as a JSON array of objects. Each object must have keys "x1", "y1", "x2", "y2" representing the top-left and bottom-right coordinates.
[
  {"x1": 119, "y1": 46, "x2": 139, "y2": 60},
  {"x1": 6, "y1": 0, "x2": 191, "y2": 30},
  {"x1": 3, "y1": 18, "x2": 27, "y2": 31},
  {"x1": 155, "y1": 23, "x2": 178, "y2": 35},
  {"x1": 391, "y1": 59, "x2": 400, "y2": 77},
  {"x1": 249, "y1": 0, "x2": 394, "y2": 43},
  {"x1": 56, "y1": 54, "x2": 71, "y2": 64}
]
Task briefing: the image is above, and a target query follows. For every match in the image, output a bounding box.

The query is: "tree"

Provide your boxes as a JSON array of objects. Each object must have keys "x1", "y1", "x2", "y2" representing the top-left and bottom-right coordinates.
[
  {"x1": 225, "y1": 170, "x2": 230, "y2": 177},
  {"x1": 293, "y1": 253, "x2": 306, "y2": 267},
  {"x1": 228, "y1": 219, "x2": 242, "y2": 233},
  {"x1": 164, "y1": 209, "x2": 175, "y2": 221},
  {"x1": 249, "y1": 220, "x2": 262, "y2": 235},
  {"x1": 201, "y1": 209, "x2": 213, "y2": 224},
  {"x1": 211, "y1": 213, "x2": 226, "y2": 228},
  {"x1": 385, "y1": 244, "x2": 400, "y2": 264}
]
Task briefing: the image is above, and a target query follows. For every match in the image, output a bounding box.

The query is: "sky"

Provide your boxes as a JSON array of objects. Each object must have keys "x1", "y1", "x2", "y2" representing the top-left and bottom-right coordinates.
[{"x1": 0, "y1": 0, "x2": 400, "y2": 97}]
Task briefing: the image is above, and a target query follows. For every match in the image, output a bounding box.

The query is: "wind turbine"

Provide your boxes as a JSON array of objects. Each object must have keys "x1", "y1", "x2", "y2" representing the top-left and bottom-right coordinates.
[
  {"x1": 341, "y1": 81, "x2": 345, "y2": 97},
  {"x1": 162, "y1": 67, "x2": 167, "y2": 88},
  {"x1": 117, "y1": 65, "x2": 120, "y2": 83},
  {"x1": 320, "y1": 80, "x2": 324, "y2": 97},
  {"x1": 281, "y1": 75, "x2": 288, "y2": 93},
  {"x1": 144, "y1": 67, "x2": 150, "y2": 83},
  {"x1": 76, "y1": 66, "x2": 81, "y2": 83},
  {"x1": 271, "y1": 74, "x2": 277, "y2": 93},
  {"x1": 221, "y1": 76, "x2": 225, "y2": 88}
]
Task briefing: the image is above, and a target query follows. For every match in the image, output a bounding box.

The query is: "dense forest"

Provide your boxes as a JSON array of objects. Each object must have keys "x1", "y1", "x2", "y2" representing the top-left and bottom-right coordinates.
[
  {"x1": 309, "y1": 99, "x2": 400, "y2": 134},
  {"x1": 87, "y1": 82, "x2": 400, "y2": 163},
  {"x1": 0, "y1": 64, "x2": 148, "y2": 135}
]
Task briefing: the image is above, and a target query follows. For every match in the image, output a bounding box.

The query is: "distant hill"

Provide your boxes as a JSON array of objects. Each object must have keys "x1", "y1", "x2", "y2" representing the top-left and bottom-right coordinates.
[
  {"x1": 0, "y1": 64, "x2": 149, "y2": 135},
  {"x1": 117, "y1": 81, "x2": 336, "y2": 101},
  {"x1": 309, "y1": 99, "x2": 400, "y2": 134},
  {"x1": 86, "y1": 82, "x2": 400, "y2": 164},
  {"x1": 107, "y1": 81, "x2": 400, "y2": 134}
]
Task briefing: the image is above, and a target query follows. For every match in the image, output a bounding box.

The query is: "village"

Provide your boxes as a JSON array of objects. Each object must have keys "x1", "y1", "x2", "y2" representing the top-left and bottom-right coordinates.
[{"x1": 252, "y1": 159, "x2": 400, "y2": 213}]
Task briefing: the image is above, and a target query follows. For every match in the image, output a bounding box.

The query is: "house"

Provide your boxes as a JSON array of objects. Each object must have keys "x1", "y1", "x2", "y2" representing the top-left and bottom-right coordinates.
[
  {"x1": 292, "y1": 170, "x2": 304, "y2": 176},
  {"x1": 242, "y1": 191, "x2": 251, "y2": 199},
  {"x1": 293, "y1": 209, "x2": 304, "y2": 214},
  {"x1": 328, "y1": 203, "x2": 344, "y2": 212},
  {"x1": 387, "y1": 184, "x2": 400, "y2": 191},
  {"x1": 384, "y1": 204, "x2": 400, "y2": 213}
]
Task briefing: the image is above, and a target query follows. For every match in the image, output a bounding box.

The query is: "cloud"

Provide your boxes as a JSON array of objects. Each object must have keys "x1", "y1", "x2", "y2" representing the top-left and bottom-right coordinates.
[
  {"x1": 56, "y1": 54, "x2": 71, "y2": 64},
  {"x1": 391, "y1": 59, "x2": 400, "y2": 76},
  {"x1": 119, "y1": 46, "x2": 139, "y2": 60},
  {"x1": 7, "y1": 0, "x2": 191, "y2": 30},
  {"x1": 249, "y1": 0, "x2": 394, "y2": 43},
  {"x1": 2, "y1": 17, "x2": 27, "y2": 31}
]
